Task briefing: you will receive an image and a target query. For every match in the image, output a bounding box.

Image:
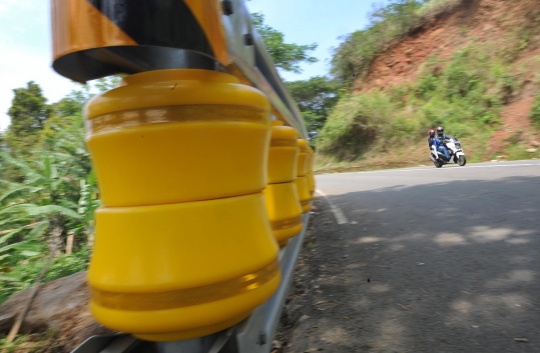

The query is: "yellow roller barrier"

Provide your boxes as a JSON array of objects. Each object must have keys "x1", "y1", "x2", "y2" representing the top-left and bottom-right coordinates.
[
  {"x1": 306, "y1": 147, "x2": 315, "y2": 196},
  {"x1": 296, "y1": 139, "x2": 309, "y2": 178},
  {"x1": 267, "y1": 121, "x2": 298, "y2": 184},
  {"x1": 295, "y1": 139, "x2": 314, "y2": 213},
  {"x1": 85, "y1": 69, "x2": 271, "y2": 207},
  {"x1": 295, "y1": 176, "x2": 313, "y2": 214},
  {"x1": 85, "y1": 69, "x2": 280, "y2": 341},
  {"x1": 264, "y1": 121, "x2": 302, "y2": 246}
]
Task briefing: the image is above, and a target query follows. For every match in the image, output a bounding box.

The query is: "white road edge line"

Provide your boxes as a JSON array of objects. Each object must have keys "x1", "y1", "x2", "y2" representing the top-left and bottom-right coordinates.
[
  {"x1": 315, "y1": 189, "x2": 349, "y2": 225},
  {"x1": 462, "y1": 164, "x2": 534, "y2": 168}
]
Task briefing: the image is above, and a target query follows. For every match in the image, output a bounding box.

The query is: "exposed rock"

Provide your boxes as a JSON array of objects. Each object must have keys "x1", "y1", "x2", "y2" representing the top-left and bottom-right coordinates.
[
  {"x1": 531, "y1": 141, "x2": 540, "y2": 147},
  {"x1": 527, "y1": 148, "x2": 538, "y2": 153},
  {"x1": 0, "y1": 272, "x2": 115, "y2": 352}
]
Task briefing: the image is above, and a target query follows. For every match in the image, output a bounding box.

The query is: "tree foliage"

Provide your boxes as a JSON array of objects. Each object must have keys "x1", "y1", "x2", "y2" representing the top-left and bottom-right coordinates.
[
  {"x1": 0, "y1": 116, "x2": 98, "y2": 301},
  {"x1": 52, "y1": 76, "x2": 119, "y2": 119},
  {"x1": 251, "y1": 12, "x2": 338, "y2": 136},
  {"x1": 4, "y1": 82, "x2": 52, "y2": 154},
  {"x1": 287, "y1": 77, "x2": 339, "y2": 132},
  {"x1": 0, "y1": 82, "x2": 100, "y2": 304},
  {"x1": 94, "y1": 76, "x2": 121, "y2": 93},
  {"x1": 252, "y1": 13, "x2": 318, "y2": 73},
  {"x1": 52, "y1": 85, "x2": 92, "y2": 119}
]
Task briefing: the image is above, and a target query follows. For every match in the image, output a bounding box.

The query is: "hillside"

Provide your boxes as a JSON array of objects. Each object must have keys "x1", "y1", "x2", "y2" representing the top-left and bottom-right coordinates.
[{"x1": 316, "y1": 0, "x2": 540, "y2": 172}]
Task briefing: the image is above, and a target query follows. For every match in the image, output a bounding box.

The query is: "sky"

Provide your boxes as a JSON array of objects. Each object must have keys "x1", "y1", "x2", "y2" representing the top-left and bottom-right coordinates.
[{"x1": 0, "y1": 0, "x2": 373, "y2": 131}]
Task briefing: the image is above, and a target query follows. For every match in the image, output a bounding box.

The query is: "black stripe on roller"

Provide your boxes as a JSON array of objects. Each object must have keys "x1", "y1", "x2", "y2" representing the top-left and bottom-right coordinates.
[{"x1": 86, "y1": 0, "x2": 214, "y2": 56}]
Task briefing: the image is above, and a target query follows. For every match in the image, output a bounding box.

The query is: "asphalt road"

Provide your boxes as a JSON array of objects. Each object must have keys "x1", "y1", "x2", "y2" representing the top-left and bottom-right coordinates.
[{"x1": 285, "y1": 160, "x2": 540, "y2": 353}]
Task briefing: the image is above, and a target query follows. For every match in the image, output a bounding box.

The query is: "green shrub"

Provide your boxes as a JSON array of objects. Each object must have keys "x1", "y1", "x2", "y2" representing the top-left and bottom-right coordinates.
[
  {"x1": 390, "y1": 83, "x2": 411, "y2": 107},
  {"x1": 317, "y1": 92, "x2": 397, "y2": 158},
  {"x1": 391, "y1": 116, "x2": 418, "y2": 136},
  {"x1": 531, "y1": 91, "x2": 540, "y2": 127},
  {"x1": 416, "y1": 74, "x2": 440, "y2": 100},
  {"x1": 417, "y1": 0, "x2": 462, "y2": 17}
]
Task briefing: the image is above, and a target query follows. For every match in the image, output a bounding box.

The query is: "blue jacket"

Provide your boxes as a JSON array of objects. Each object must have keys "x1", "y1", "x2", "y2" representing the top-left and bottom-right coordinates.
[
  {"x1": 428, "y1": 137, "x2": 436, "y2": 148},
  {"x1": 434, "y1": 134, "x2": 450, "y2": 149}
]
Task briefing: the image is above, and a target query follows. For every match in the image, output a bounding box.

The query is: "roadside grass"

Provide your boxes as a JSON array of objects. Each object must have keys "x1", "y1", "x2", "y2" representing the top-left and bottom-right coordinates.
[
  {"x1": 505, "y1": 143, "x2": 540, "y2": 161},
  {"x1": 0, "y1": 332, "x2": 58, "y2": 353},
  {"x1": 314, "y1": 132, "x2": 538, "y2": 174}
]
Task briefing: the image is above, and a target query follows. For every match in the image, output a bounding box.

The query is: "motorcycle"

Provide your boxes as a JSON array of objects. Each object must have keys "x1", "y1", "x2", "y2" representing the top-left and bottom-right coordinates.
[{"x1": 429, "y1": 135, "x2": 466, "y2": 168}]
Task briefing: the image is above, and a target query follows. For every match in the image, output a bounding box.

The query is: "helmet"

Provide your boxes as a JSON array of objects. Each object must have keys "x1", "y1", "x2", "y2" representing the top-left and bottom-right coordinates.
[
  {"x1": 437, "y1": 126, "x2": 444, "y2": 135},
  {"x1": 428, "y1": 129, "x2": 435, "y2": 137}
]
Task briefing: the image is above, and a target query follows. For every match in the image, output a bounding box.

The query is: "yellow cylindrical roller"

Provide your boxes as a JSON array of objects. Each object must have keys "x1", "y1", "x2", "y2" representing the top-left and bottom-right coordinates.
[
  {"x1": 295, "y1": 176, "x2": 314, "y2": 214},
  {"x1": 267, "y1": 122, "x2": 299, "y2": 184},
  {"x1": 295, "y1": 139, "x2": 312, "y2": 213},
  {"x1": 296, "y1": 139, "x2": 309, "y2": 177},
  {"x1": 306, "y1": 172, "x2": 315, "y2": 196},
  {"x1": 89, "y1": 194, "x2": 280, "y2": 340},
  {"x1": 85, "y1": 69, "x2": 280, "y2": 341},
  {"x1": 264, "y1": 121, "x2": 302, "y2": 245},
  {"x1": 85, "y1": 69, "x2": 271, "y2": 207},
  {"x1": 263, "y1": 182, "x2": 303, "y2": 246},
  {"x1": 306, "y1": 147, "x2": 315, "y2": 195}
]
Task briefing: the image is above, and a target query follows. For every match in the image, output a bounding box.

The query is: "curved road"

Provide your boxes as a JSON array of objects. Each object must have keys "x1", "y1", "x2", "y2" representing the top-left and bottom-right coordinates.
[{"x1": 286, "y1": 161, "x2": 540, "y2": 353}]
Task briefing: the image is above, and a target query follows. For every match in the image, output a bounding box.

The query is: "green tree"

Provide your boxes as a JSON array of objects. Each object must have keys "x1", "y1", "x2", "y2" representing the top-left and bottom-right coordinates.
[
  {"x1": 0, "y1": 118, "x2": 97, "y2": 302},
  {"x1": 52, "y1": 84, "x2": 92, "y2": 118},
  {"x1": 52, "y1": 76, "x2": 120, "y2": 119},
  {"x1": 252, "y1": 13, "x2": 318, "y2": 73},
  {"x1": 94, "y1": 76, "x2": 122, "y2": 93},
  {"x1": 287, "y1": 76, "x2": 339, "y2": 131},
  {"x1": 0, "y1": 79, "x2": 111, "y2": 304},
  {"x1": 0, "y1": 120, "x2": 92, "y2": 251},
  {"x1": 5, "y1": 82, "x2": 52, "y2": 154}
]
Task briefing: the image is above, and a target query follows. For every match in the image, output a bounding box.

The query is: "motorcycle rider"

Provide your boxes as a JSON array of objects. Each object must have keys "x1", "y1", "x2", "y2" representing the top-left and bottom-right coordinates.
[
  {"x1": 435, "y1": 126, "x2": 451, "y2": 160},
  {"x1": 428, "y1": 129, "x2": 436, "y2": 148}
]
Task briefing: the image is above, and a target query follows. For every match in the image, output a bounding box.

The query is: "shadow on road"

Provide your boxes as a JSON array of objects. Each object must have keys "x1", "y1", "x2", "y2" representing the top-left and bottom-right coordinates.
[{"x1": 286, "y1": 175, "x2": 540, "y2": 353}]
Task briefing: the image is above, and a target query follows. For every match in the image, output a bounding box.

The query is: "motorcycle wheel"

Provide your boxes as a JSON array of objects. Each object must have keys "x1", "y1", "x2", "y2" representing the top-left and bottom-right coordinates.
[
  {"x1": 434, "y1": 160, "x2": 443, "y2": 168},
  {"x1": 458, "y1": 155, "x2": 467, "y2": 166}
]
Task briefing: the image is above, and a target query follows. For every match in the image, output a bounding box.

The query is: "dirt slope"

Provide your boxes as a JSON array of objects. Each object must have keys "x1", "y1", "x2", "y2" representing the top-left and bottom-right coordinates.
[
  {"x1": 349, "y1": 0, "x2": 540, "y2": 158},
  {"x1": 354, "y1": 0, "x2": 540, "y2": 95}
]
